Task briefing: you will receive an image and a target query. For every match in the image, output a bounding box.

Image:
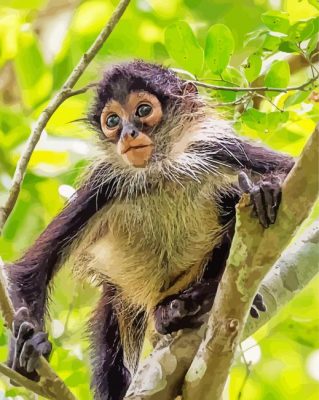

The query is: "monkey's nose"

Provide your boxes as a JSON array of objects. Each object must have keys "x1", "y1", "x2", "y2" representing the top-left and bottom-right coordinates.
[{"x1": 121, "y1": 124, "x2": 139, "y2": 140}]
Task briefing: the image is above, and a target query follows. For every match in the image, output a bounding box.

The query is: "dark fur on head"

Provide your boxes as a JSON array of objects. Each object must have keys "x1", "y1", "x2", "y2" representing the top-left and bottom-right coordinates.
[{"x1": 87, "y1": 60, "x2": 200, "y2": 137}]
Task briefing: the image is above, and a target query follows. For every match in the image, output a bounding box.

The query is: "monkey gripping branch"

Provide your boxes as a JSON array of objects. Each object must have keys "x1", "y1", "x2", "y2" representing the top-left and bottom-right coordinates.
[{"x1": 126, "y1": 124, "x2": 319, "y2": 400}]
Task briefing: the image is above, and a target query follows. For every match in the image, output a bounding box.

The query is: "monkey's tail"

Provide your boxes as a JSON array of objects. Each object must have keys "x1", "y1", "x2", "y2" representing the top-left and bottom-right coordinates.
[{"x1": 89, "y1": 285, "x2": 146, "y2": 400}]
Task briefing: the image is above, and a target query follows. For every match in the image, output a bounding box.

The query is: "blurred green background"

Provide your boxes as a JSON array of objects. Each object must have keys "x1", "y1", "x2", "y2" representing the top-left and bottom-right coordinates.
[{"x1": 0, "y1": 0, "x2": 318, "y2": 399}]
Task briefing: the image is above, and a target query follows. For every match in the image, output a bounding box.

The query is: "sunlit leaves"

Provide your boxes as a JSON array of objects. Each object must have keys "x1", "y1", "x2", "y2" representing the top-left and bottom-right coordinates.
[
  {"x1": 243, "y1": 54, "x2": 262, "y2": 82},
  {"x1": 0, "y1": 0, "x2": 43, "y2": 9},
  {"x1": 262, "y1": 34, "x2": 281, "y2": 51},
  {"x1": 72, "y1": 1, "x2": 112, "y2": 34},
  {"x1": 284, "y1": 91, "x2": 311, "y2": 108},
  {"x1": 0, "y1": 12, "x2": 20, "y2": 66},
  {"x1": 14, "y1": 30, "x2": 52, "y2": 108},
  {"x1": 265, "y1": 60, "x2": 290, "y2": 90},
  {"x1": 164, "y1": 21, "x2": 204, "y2": 75},
  {"x1": 242, "y1": 109, "x2": 289, "y2": 132},
  {"x1": 288, "y1": 19, "x2": 316, "y2": 42},
  {"x1": 205, "y1": 24, "x2": 234, "y2": 74},
  {"x1": 261, "y1": 11, "x2": 290, "y2": 33}
]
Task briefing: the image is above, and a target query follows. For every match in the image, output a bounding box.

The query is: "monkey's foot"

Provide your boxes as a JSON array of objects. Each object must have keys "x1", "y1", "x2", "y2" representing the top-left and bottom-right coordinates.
[
  {"x1": 154, "y1": 281, "x2": 266, "y2": 335},
  {"x1": 238, "y1": 171, "x2": 282, "y2": 228},
  {"x1": 9, "y1": 307, "x2": 52, "y2": 382}
]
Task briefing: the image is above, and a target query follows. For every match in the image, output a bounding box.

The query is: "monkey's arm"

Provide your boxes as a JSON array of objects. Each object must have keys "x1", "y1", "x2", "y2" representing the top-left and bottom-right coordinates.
[
  {"x1": 6, "y1": 167, "x2": 117, "y2": 378},
  {"x1": 214, "y1": 137, "x2": 294, "y2": 176}
]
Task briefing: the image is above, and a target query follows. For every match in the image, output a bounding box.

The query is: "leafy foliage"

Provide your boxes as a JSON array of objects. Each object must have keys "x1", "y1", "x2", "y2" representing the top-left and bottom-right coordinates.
[{"x1": 0, "y1": 0, "x2": 318, "y2": 399}]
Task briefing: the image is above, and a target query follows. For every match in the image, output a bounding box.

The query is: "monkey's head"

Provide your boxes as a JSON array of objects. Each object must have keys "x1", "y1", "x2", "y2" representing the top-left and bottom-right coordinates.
[{"x1": 88, "y1": 60, "x2": 203, "y2": 169}]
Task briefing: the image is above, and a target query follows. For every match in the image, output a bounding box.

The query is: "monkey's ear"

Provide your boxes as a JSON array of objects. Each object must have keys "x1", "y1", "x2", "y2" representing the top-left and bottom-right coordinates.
[{"x1": 182, "y1": 81, "x2": 198, "y2": 95}]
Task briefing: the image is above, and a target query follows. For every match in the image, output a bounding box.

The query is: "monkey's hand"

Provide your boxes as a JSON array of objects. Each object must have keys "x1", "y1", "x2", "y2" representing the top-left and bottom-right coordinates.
[
  {"x1": 154, "y1": 281, "x2": 266, "y2": 334},
  {"x1": 238, "y1": 171, "x2": 282, "y2": 228},
  {"x1": 8, "y1": 307, "x2": 52, "y2": 382}
]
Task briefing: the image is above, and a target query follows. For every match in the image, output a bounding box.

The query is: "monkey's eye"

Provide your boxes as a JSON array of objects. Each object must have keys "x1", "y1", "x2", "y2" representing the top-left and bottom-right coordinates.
[
  {"x1": 106, "y1": 114, "x2": 120, "y2": 128},
  {"x1": 136, "y1": 104, "x2": 152, "y2": 118}
]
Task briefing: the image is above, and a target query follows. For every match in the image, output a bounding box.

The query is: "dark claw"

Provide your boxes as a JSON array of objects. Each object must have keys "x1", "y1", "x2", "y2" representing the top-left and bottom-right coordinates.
[
  {"x1": 253, "y1": 293, "x2": 267, "y2": 312},
  {"x1": 250, "y1": 305, "x2": 259, "y2": 319},
  {"x1": 238, "y1": 172, "x2": 282, "y2": 228},
  {"x1": 251, "y1": 186, "x2": 269, "y2": 228}
]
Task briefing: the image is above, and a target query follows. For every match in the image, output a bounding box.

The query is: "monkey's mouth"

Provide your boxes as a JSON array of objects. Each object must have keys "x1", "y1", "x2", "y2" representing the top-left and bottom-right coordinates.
[{"x1": 121, "y1": 144, "x2": 153, "y2": 154}]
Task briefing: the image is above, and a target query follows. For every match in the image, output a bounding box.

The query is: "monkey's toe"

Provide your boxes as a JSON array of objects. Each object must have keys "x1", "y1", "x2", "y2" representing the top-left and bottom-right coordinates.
[
  {"x1": 238, "y1": 172, "x2": 282, "y2": 228},
  {"x1": 19, "y1": 332, "x2": 52, "y2": 372},
  {"x1": 250, "y1": 293, "x2": 267, "y2": 319},
  {"x1": 154, "y1": 280, "x2": 218, "y2": 334}
]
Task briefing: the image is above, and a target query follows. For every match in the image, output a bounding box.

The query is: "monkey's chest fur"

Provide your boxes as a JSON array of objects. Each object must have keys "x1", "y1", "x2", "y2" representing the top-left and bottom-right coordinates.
[{"x1": 73, "y1": 180, "x2": 223, "y2": 311}]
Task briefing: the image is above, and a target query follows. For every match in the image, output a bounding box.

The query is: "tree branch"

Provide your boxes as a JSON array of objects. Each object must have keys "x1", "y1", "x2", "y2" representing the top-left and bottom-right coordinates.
[
  {"x1": 125, "y1": 126, "x2": 319, "y2": 400},
  {"x1": 192, "y1": 72, "x2": 318, "y2": 93},
  {"x1": 244, "y1": 219, "x2": 319, "y2": 335},
  {"x1": 0, "y1": 362, "x2": 54, "y2": 400},
  {"x1": 182, "y1": 124, "x2": 319, "y2": 400},
  {"x1": 0, "y1": 0, "x2": 131, "y2": 233}
]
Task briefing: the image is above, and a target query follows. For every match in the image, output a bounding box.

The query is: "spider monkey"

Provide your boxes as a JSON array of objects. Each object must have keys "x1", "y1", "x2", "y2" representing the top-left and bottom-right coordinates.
[{"x1": 5, "y1": 60, "x2": 294, "y2": 400}]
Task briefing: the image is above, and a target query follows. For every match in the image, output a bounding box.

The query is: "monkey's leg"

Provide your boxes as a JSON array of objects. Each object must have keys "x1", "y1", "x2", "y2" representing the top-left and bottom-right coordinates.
[
  {"x1": 90, "y1": 285, "x2": 147, "y2": 400},
  {"x1": 90, "y1": 285, "x2": 131, "y2": 400}
]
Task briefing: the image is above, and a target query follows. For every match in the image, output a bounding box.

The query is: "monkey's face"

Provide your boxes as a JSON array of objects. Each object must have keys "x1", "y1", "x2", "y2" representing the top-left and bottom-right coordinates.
[{"x1": 100, "y1": 91, "x2": 163, "y2": 168}]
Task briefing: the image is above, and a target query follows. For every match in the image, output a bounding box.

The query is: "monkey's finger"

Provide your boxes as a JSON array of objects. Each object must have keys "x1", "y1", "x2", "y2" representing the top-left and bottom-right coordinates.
[
  {"x1": 253, "y1": 293, "x2": 267, "y2": 312},
  {"x1": 26, "y1": 349, "x2": 40, "y2": 373},
  {"x1": 26, "y1": 341, "x2": 52, "y2": 373},
  {"x1": 261, "y1": 183, "x2": 276, "y2": 224},
  {"x1": 19, "y1": 332, "x2": 50, "y2": 370},
  {"x1": 15, "y1": 321, "x2": 34, "y2": 354},
  {"x1": 250, "y1": 305, "x2": 259, "y2": 319},
  {"x1": 19, "y1": 341, "x2": 34, "y2": 369},
  {"x1": 251, "y1": 186, "x2": 269, "y2": 228},
  {"x1": 238, "y1": 171, "x2": 253, "y2": 194},
  {"x1": 12, "y1": 307, "x2": 30, "y2": 337}
]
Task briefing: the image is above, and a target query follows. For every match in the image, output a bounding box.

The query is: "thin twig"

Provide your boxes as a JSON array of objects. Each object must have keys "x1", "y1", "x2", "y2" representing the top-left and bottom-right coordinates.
[
  {"x1": 64, "y1": 82, "x2": 98, "y2": 98},
  {"x1": 0, "y1": 363, "x2": 53, "y2": 400},
  {"x1": 0, "y1": 0, "x2": 131, "y2": 233},
  {"x1": 192, "y1": 73, "x2": 318, "y2": 92}
]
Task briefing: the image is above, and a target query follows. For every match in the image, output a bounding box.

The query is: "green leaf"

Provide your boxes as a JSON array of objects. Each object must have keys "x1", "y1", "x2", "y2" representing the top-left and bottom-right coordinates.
[
  {"x1": 242, "y1": 108, "x2": 268, "y2": 131},
  {"x1": 261, "y1": 11, "x2": 290, "y2": 33},
  {"x1": 14, "y1": 30, "x2": 52, "y2": 108},
  {"x1": 215, "y1": 66, "x2": 246, "y2": 102},
  {"x1": 265, "y1": 60, "x2": 290, "y2": 89},
  {"x1": 288, "y1": 19, "x2": 315, "y2": 42},
  {"x1": 284, "y1": 91, "x2": 311, "y2": 107},
  {"x1": 164, "y1": 21, "x2": 204, "y2": 76},
  {"x1": 279, "y1": 41, "x2": 299, "y2": 53},
  {"x1": 308, "y1": 0, "x2": 319, "y2": 10},
  {"x1": 262, "y1": 34, "x2": 281, "y2": 51},
  {"x1": 205, "y1": 24, "x2": 234, "y2": 74},
  {"x1": 243, "y1": 54, "x2": 262, "y2": 82},
  {"x1": 242, "y1": 109, "x2": 288, "y2": 132},
  {"x1": 307, "y1": 32, "x2": 319, "y2": 54},
  {"x1": 152, "y1": 42, "x2": 169, "y2": 60},
  {"x1": 267, "y1": 111, "x2": 289, "y2": 131}
]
